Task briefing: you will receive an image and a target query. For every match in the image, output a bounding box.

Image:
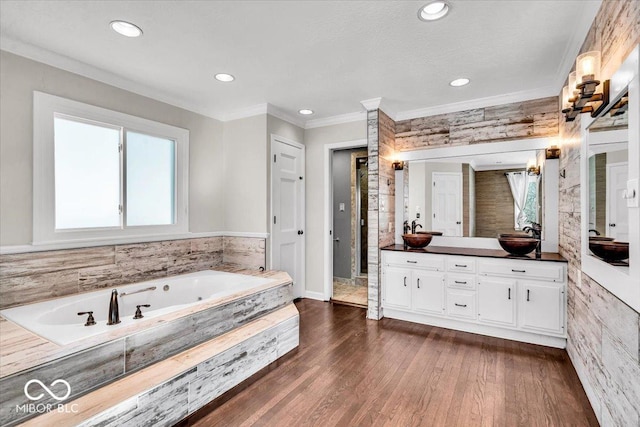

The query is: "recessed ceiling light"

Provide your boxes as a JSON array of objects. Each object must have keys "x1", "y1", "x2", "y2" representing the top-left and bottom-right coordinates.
[
  {"x1": 110, "y1": 20, "x2": 143, "y2": 37},
  {"x1": 450, "y1": 78, "x2": 470, "y2": 87},
  {"x1": 418, "y1": 1, "x2": 450, "y2": 21},
  {"x1": 298, "y1": 109, "x2": 314, "y2": 115},
  {"x1": 214, "y1": 73, "x2": 235, "y2": 82}
]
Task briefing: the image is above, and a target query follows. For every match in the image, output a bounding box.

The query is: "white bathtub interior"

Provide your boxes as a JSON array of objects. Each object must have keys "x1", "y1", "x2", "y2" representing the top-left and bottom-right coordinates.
[{"x1": 0, "y1": 270, "x2": 272, "y2": 346}]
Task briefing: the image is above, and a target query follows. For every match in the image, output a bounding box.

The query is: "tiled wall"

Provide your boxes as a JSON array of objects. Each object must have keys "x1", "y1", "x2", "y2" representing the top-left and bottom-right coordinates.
[
  {"x1": 0, "y1": 236, "x2": 265, "y2": 309},
  {"x1": 559, "y1": 1, "x2": 640, "y2": 424},
  {"x1": 395, "y1": 96, "x2": 558, "y2": 150}
]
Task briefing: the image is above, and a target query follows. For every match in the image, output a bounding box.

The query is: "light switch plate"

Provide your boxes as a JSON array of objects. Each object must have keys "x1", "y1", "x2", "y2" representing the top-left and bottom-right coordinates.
[{"x1": 627, "y1": 178, "x2": 639, "y2": 208}]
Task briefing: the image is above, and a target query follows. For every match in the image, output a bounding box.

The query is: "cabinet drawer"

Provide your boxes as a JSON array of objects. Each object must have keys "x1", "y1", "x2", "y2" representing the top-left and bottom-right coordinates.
[
  {"x1": 446, "y1": 273, "x2": 476, "y2": 290},
  {"x1": 446, "y1": 290, "x2": 476, "y2": 320},
  {"x1": 446, "y1": 257, "x2": 476, "y2": 273},
  {"x1": 383, "y1": 251, "x2": 444, "y2": 271},
  {"x1": 478, "y1": 259, "x2": 564, "y2": 282}
]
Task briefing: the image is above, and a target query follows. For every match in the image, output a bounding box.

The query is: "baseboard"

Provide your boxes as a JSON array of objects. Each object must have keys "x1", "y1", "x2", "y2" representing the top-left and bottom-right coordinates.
[{"x1": 303, "y1": 291, "x2": 326, "y2": 301}]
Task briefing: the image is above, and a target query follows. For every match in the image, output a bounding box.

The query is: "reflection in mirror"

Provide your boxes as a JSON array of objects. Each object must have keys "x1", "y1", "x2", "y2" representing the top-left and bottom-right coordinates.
[
  {"x1": 587, "y1": 91, "x2": 629, "y2": 265},
  {"x1": 407, "y1": 150, "x2": 543, "y2": 237}
]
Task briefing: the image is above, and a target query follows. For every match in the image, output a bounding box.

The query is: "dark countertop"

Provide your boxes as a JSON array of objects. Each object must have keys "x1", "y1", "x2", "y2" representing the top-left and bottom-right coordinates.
[{"x1": 381, "y1": 244, "x2": 568, "y2": 263}]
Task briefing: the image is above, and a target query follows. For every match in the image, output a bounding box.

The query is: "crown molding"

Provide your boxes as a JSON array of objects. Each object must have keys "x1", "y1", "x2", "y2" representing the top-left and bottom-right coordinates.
[
  {"x1": 552, "y1": 0, "x2": 602, "y2": 92},
  {"x1": 219, "y1": 103, "x2": 269, "y2": 121},
  {"x1": 266, "y1": 104, "x2": 306, "y2": 128},
  {"x1": 0, "y1": 36, "x2": 225, "y2": 121},
  {"x1": 394, "y1": 85, "x2": 558, "y2": 122},
  {"x1": 304, "y1": 111, "x2": 367, "y2": 129},
  {"x1": 360, "y1": 97, "x2": 382, "y2": 111}
]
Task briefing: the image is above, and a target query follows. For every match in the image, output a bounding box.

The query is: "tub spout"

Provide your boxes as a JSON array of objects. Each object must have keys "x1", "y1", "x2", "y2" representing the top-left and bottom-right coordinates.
[{"x1": 107, "y1": 289, "x2": 120, "y2": 325}]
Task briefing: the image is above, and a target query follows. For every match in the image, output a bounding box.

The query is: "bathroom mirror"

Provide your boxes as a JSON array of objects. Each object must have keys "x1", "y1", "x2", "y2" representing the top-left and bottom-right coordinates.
[
  {"x1": 587, "y1": 95, "x2": 629, "y2": 250},
  {"x1": 395, "y1": 137, "x2": 559, "y2": 252},
  {"x1": 580, "y1": 43, "x2": 639, "y2": 313},
  {"x1": 407, "y1": 149, "x2": 543, "y2": 238}
]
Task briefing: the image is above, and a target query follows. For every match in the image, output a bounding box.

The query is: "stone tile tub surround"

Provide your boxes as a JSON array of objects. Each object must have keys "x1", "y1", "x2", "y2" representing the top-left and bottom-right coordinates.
[
  {"x1": 0, "y1": 235, "x2": 266, "y2": 310},
  {"x1": 19, "y1": 304, "x2": 299, "y2": 427},
  {"x1": 0, "y1": 268, "x2": 292, "y2": 426}
]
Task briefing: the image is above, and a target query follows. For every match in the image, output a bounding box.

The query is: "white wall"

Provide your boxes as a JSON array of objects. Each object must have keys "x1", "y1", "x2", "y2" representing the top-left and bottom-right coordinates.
[
  {"x1": 0, "y1": 51, "x2": 225, "y2": 246},
  {"x1": 408, "y1": 161, "x2": 461, "y2": 230},
  {"x1": 303, "y1": 121, "x2": 366, "y2": 295}
]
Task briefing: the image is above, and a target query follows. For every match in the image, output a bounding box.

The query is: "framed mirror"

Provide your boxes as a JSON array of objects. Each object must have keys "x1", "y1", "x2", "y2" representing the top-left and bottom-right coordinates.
[
  {"x1": 580, "y1": 44, "x2": 639, "y2": 312},
  {"x1": 395, "y1": 137, "x2": 559, "y2": 251}
]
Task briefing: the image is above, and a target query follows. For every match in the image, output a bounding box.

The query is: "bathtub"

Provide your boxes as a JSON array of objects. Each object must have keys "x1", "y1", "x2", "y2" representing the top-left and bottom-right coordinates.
[{"x1": 0, "y1": 270, "x2": 272, "y2": 346}]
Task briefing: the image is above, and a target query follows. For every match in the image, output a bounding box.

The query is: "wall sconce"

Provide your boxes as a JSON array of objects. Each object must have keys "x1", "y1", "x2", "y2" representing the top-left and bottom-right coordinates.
[
  {"x1": 545, "y1": 145, "x2": 561, "y2": 159},
  {"x1": 562, "y1": 51, "x2": 609, "y2": 122},
  {"x1": 527, "y1": 165, "x2": 541, "y2": 175},
  {"x1": 392, "y1": 160, "x2": 405, "y2": 170}
]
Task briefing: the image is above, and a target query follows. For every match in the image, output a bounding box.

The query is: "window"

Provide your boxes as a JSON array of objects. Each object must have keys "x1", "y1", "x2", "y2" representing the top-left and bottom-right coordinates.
[{"x1": 34, "y1": 92, "x2": 189, "y2": 245}]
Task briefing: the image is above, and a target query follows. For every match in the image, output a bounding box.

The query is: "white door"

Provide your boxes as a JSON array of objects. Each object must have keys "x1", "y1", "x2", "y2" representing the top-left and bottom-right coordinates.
[
  {"x1": 271, "y1": 136, "x2": 305, "y2": 298},
  {"x1": 607, "y1": 163, "x2": 629, "y2": 241},
  {"x1": 432, "y1": 172, "x2": 462, "y2": 236}
]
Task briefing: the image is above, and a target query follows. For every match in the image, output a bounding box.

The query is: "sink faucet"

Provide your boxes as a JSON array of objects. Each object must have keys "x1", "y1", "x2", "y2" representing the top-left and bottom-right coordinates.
[
  {"x1": 403, "y1": 220, "x2": 410, "y2": 235},
  {"x1": 411, "y1": 220, "x2": 422, "y2": 234},
  {"x1": 588, "y1": 229, "x2": 601, "y2": 236},
  {"x1": 107, "y1": 289, "x2": 120, "y2": 325},
  {"x1": 523, "y1": 222, "x2": 542, "y2": 258}
]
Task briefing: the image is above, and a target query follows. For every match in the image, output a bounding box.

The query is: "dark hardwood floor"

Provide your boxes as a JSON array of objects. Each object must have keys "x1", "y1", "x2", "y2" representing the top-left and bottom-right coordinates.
[{"x1": 176, "y1": 299, "x2": 597, "y2": 426}]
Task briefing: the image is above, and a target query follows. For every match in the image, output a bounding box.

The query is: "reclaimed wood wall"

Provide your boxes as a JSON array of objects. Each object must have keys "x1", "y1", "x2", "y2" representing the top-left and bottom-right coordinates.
[
  {"x1": 0, "y1": 236, "x2": 265, "y2": 309},
  {"x1": 559, "y1": 1, "x2": 640, "y2": 425}
]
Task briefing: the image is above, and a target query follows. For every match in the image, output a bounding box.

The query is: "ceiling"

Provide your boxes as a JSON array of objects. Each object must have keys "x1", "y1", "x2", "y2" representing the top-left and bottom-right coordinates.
[{"x1": 0, "y1": 0, "x2": 601, "y2": 127}]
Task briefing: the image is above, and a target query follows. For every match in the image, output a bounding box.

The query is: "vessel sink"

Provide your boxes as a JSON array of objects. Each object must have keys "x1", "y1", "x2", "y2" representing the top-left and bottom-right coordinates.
[
  {"x1": 589, "y1": 240, "x2": 629, "y2": 261},
  {"x1": 417, "y1": 231, "x2": 443, "y2": 236},
  {"x1": 498, "y1": 234, "x2": 538, "y2": 256},
  {"x1": 402, "y1": 233, "x2": 433, "y2": 248},
  {"x1": 588, "y1": 236, "x2": 615, "y2": 243}
]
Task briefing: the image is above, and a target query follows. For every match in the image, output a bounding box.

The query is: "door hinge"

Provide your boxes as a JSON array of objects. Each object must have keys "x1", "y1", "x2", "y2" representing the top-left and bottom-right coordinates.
[
  {"x1": 433, "y1": 182, "x2": 436, "y2": 186},
  {"x1": 274, "y1": 154, "x2": 276, "y2": 163},
  {"x1": 273, "y1": 216, "x2": 277, "y2": 224},
  {"x1": 433, "y1": 213, "x2": 436, "y2": 218},
  {"x1": 118, "y1": 204, "x2": 123, "y2": 214},
  {"x1": 118, "y1": 144, "x2": 123, "y2": 153}
]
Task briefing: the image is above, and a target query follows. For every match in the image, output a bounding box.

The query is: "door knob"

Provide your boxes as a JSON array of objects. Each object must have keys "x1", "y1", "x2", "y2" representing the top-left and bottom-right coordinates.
[
  {"x1": 609, "y1": 223, "x2": 616, "y2": 227},
  {"x1": 297, "y1": 230, "x2": 304, "y2": 235}
]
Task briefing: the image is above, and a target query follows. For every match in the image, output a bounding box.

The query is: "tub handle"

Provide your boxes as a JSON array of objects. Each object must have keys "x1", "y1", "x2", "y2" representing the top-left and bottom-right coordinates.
[
  {"x1": 134, "y1": 304, "x2": 151, "y2": 319},
  {"x1": 77, "y1": 311, "x2": 96, "y2": 326}
]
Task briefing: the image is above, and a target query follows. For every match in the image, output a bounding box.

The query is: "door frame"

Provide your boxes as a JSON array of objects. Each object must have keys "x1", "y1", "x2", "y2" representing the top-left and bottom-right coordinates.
[
  {"x1": 323, "y1": 139, "x2": 367, "y2": 301},
  {"x1": 431, "y1": 171, "x2": 463, "y2": 236},
  {"x1": 270, "y1": 134, "x2": 305, "y2": 296}
]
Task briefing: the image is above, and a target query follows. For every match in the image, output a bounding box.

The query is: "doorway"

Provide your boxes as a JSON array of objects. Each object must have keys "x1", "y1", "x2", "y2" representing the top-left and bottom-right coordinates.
[
  {"x1": 432, "y1": 172, "x2": 463, "y2": 236},
  {"x1": 270, "y1": 135, "x2": 305, "y2": 298},
  {"x1": 331, "y1": 147, "x2": 368, "y2": 307}
]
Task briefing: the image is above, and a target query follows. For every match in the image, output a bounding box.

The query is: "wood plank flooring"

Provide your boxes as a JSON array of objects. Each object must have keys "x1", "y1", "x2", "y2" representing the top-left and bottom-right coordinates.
[{"x1": 175, "y1": 299, "x2": 597, "y2": 427}]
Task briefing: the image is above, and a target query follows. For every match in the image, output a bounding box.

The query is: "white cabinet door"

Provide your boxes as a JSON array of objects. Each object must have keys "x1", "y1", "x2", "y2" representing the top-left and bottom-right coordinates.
[
  {"x1": 478, "y1": 277, "x2": 516, "y2": 327},
  {"x1": 413, "y1": 271, "x2": 445, "y2": 315},
  {"x1": 383, "y1": 266, "x2": 411, "y2": 310},
  {"x1": 519, "y1": 281, "x2": 564, "y2": 334}
]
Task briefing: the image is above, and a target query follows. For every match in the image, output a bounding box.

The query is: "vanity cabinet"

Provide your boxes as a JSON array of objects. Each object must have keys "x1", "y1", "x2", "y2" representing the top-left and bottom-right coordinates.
[{"x1": 382, "y1": 249, "x2": 567, "y2": 348}]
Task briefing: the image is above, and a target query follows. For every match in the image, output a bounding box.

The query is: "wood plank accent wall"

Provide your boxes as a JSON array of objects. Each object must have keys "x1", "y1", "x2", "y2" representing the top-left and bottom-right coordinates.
[
  {"x1": 558, "y1": 1, "x2": 640, "y2": 425},
  {"x1": 395, "y1": 97, "x2": 559, "y2": 151},
  {"x1": 366, "y1": 109, "x2": 397, "y2": 321},
  {"x1": 474, "y1": 169, "x2": 519, "y2": 238},
  {"x1": 0, "y1": 236, "x2": 265, "y2": 309}
]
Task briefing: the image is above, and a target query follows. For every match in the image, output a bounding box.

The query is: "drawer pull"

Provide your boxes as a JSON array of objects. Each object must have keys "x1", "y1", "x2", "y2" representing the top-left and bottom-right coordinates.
[
  {"x1": 407, "y1": 260, "x2": 418, "y2": 264},
  {"x1": 508, "y1": 288, "x2": 511, "y2": 300},
  {"x1": 454, "y1": 303, "x2": 467, "y2": 308},
  {"x1": 454, "y1": 280, "x2": 467, "y2": 285},
  {"x1": 455, "y1": 264, "x2": 467, "y2": 268},
  {"x1": 527, "y1": 289, "x2": 530, "y2": 301},
  {"x1": 511, "y1": 269, "x2": 526, "y2": 273},
  {"x1": 404, "y1": 277, "x2": 407, "y2": 287},
  {"x1": 417, "y1": 278, "x2": 420, "y2": 289}
]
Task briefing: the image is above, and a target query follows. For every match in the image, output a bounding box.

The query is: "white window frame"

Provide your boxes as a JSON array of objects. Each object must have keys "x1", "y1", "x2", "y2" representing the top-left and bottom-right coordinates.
[{"x1": 33, "y1": 91, "x2": 189, "y2": 245}]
